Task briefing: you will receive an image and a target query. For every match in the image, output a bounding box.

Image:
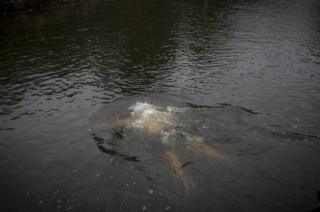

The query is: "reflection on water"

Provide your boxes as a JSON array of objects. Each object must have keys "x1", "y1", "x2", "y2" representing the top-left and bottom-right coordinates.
[{"x1": 1, "y1": 0, "x2": 320, "y2": 211}]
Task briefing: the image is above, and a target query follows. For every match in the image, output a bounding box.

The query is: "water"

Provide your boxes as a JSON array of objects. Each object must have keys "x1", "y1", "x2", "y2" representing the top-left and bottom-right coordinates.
[{"x1": 1, "y1": 0, "x2": 320, "y2": 211}]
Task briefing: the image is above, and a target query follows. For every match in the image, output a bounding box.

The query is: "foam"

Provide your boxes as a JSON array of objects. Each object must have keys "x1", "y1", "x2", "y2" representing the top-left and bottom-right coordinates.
[
  {"x1": 128, "y1": 102, "x2": 178, "y2": 134},
  {"x1": 126, "y1": 102, "x2": 205, "y2": 145}
]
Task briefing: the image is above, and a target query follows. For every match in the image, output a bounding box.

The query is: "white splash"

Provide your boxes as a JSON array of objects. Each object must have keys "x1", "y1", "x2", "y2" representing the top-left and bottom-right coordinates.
[
  {"x1": 127, "y1": 102, "x2": 203, "y2": 145},
  {"x1": 128, "y1": 102, "x2": 178, "y2": 134}
]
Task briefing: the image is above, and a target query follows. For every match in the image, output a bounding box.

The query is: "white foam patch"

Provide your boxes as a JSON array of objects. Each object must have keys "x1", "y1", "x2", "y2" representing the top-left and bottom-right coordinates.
[
  {"x1": 127, "y1": 102, "x2": 203, "y2": 144},
  {"x1": 129, "y1": 102, "x2": 177, "y2": 130},
  {"x1": 182, "y1": 132, "x2": 205, "y2": 143}
]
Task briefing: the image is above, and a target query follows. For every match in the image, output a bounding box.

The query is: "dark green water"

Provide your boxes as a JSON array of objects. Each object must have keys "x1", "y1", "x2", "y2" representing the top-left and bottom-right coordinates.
[{"x1": 1, "y1": 0, "x2": 320, "y2": 211}]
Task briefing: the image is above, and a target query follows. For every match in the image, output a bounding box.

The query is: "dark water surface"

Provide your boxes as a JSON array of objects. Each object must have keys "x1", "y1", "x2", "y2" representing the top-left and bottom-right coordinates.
[{"x1": 1, "y1": 0, "x2": 320, "y2": 211}]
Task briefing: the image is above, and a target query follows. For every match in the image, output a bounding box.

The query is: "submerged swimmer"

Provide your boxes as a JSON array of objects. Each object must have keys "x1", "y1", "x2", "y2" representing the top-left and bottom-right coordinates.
[{"x1": 94, "y1": 102, "x2": 229, "y2": 197}]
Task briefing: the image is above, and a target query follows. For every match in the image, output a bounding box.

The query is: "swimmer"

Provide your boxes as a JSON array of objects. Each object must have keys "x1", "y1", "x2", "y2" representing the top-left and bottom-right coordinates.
[{"x1": 95, "y1": 102, "x2": 229, "y2": 197}]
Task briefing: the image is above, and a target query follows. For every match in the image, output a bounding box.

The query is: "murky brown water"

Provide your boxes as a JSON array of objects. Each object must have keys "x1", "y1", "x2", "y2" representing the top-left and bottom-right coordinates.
[{"x1": 1, "y1": 0, "x2": 320, "y2": 211}]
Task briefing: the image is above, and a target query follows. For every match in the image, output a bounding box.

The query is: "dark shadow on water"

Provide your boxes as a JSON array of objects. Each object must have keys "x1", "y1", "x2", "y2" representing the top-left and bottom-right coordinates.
[
  {"x1": 307, "y1": 191, "x2": 320, "y2": 212},
  {"x1": 186, "y1": 102, "x2": 260, "y2": 114},
  {"x1": 90, "y1": 132, "x2": 140, "y2": 162}
]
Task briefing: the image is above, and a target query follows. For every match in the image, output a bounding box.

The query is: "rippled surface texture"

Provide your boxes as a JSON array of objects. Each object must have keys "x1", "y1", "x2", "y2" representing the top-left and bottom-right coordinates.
[{"x1": 1, "y1": 0, "x2": 320, "y2": 211}]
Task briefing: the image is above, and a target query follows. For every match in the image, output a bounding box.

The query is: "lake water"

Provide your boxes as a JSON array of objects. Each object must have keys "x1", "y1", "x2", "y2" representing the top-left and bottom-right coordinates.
[{"x1": 1, "y1": 0, "x2": 320, "y2": 211}]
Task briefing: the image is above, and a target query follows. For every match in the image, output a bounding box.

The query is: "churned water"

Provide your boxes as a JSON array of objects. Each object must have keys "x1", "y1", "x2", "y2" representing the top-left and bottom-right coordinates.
[{"x1": 1, "y1": 0, "x2": 320, "y2": 211}]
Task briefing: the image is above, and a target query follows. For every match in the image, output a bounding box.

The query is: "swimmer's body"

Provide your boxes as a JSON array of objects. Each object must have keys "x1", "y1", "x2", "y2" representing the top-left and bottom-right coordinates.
[{"x1": 98, "y1": 102, "x2": 229, "y2": 197}]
